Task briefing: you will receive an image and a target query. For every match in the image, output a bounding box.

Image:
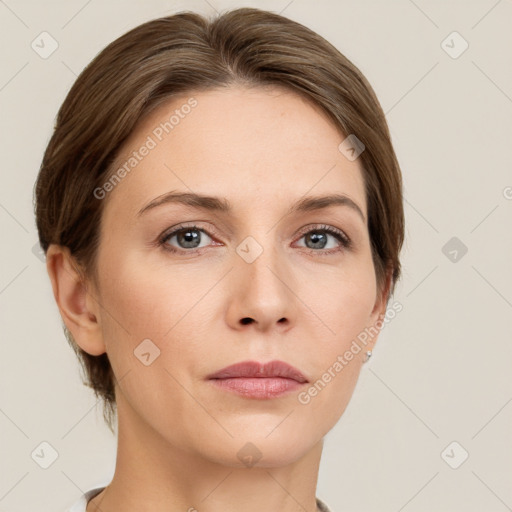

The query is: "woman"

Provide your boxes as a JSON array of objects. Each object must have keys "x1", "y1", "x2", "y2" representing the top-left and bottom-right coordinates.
[{"x1": 34, "y1": 7, "x2": 404, "y2": 512}]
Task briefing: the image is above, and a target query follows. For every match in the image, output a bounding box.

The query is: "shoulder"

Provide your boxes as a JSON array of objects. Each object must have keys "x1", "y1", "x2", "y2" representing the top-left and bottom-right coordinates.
[
  {"x1": 316, "y1": 496, "x2": 334, "y2": 512},
  {"x1": 67, "y1": 485, "x2": 107, "y2": 512}
]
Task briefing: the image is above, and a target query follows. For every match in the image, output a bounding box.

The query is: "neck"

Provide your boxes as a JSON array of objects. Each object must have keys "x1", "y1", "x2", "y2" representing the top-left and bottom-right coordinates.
[{"x1": 87, "y1": 395, "x2": 323, "y2": 512}]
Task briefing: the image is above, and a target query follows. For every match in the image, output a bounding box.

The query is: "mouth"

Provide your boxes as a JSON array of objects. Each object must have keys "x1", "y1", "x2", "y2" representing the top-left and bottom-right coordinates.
[{"x1": 206, "y1": 360, "x2": 308, "y2": 399}]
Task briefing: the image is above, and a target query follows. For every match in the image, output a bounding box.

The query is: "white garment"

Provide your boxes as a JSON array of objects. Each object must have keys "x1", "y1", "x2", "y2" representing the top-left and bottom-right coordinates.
[
  {"x1": 67, "y1": 483, "x2": 108, "y2": 512},
  {"x1": 67, "y1": 484, "x2": 333, "y2": 512}
]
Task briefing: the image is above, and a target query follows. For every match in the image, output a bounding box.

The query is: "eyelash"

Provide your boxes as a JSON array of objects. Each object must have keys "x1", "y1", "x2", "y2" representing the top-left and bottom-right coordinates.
[{"x1": 158, "y1": 223, "x2": 352, "y2": 256}]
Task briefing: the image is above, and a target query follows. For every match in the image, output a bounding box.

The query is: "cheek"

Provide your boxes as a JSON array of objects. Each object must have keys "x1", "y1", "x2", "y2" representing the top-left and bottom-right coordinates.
[
  {"x1": 295, "y1": 292, "x2": 374, "y2": 434},
  {"x1": 307, "y1": 257, "x2": 378, "y2": 345},
  {"x1": 295, "y1": 261, "x2": 376, "y2": 413},
  {"x1": 95, "y1": 251, "x2": 219, "y2": 376},
  {"x1": 93, "y1": 253, "x2": 171, "y2": 377},
  {"x1": 97, "y1": 251, "x2": 190, "y2": 336},
  {"x1": 94, "y1": 255, "x2": 202, "y2": 428}
]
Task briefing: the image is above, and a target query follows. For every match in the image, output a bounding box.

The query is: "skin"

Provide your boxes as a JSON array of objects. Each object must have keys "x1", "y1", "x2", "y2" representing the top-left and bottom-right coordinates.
[{"x1": 47, "y1": 85, "x2": 390, "y2": 512}]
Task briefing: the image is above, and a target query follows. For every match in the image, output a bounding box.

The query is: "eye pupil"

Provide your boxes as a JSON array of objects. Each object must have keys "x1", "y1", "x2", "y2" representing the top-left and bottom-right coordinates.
[
  {"x1": 306, "y1": 232, "x2": 327, "y2": 249},
  {"x1": 178, "y1": 229, "x2": 201, "y2": 248}
]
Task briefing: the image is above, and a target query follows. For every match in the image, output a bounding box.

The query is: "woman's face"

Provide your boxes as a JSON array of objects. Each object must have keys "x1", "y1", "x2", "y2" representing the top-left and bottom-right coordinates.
[{"x1": 90, "y1": 85, "x2": 387, "y2": 467}]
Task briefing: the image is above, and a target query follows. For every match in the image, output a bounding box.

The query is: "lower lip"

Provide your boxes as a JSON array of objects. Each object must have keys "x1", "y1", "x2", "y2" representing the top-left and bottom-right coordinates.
[{"x1": 209, "y1": 377, "x2": 305, "y2": 399}]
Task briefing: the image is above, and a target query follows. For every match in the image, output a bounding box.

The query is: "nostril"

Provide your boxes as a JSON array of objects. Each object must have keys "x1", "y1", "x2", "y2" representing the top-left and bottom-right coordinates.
[{"x1": 240, "y1": 317, "x2": 254, "y2": 325}]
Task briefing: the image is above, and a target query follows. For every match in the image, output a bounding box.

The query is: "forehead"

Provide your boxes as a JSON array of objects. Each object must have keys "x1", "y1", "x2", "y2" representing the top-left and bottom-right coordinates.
[{"x1": 103, "y1": 85, "x2": 367, "y2": 220}]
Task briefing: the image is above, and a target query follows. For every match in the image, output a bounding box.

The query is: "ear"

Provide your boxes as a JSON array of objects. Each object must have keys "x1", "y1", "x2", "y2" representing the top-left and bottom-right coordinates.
[
  {"x1": 45, "y1": 244, "x2": 106, "y2": 356},
  {"x1": 366, "y1": 269, "x2": 393, "y2": 352}
]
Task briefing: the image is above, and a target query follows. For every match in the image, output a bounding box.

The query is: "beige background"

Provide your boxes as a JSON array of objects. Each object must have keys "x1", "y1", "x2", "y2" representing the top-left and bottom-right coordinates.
[{"x1": 1, "y1": 0, "x2": 511, "y2": 511}]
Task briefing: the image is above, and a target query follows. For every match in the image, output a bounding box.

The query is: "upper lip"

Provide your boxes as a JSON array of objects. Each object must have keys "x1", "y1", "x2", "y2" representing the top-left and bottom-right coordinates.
[{"x1": 207, "y1": 360, "x2": 308, "y2": 383}]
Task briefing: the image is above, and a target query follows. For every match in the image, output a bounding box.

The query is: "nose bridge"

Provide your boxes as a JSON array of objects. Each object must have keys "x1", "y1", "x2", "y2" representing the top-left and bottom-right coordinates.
[
  {"x1": 237, "y1": 229, "x2": 287, "y2": 293},
  {"x1": 227, "y1": 227, "x2": 296, "y2": 330}
]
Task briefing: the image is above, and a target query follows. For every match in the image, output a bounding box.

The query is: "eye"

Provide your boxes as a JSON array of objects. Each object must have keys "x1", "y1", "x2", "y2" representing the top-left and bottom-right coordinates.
[
  {"x1": 158, "y1": 223, "x2": 351, "y2": 255},
  {"x1": 160, "y1": 224, "x2": 215, "y2": 252},
  {"x1": 294, "y1": 224, "x2": 351, "y2": 254}
]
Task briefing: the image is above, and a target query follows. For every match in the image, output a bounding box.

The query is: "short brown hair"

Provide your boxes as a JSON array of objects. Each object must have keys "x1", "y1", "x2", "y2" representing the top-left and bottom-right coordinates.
[{"x1": 34, "y1": 7, "x2": 404, "y2": 431}]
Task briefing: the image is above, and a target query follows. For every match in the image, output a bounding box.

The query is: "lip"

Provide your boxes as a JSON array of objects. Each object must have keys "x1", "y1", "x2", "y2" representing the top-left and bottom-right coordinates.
[{"x1": 207, "y1": 360, "x2": 308, "y2": 399}]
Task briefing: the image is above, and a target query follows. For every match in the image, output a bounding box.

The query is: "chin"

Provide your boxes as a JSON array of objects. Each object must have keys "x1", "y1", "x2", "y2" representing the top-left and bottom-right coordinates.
[{"x1": 198, "y1": 429, "x2": 320, "y2": 469}]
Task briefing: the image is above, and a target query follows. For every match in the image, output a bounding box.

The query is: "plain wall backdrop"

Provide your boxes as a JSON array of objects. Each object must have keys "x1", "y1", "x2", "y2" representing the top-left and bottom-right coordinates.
[{"x1": 0, "y1": 0, "x2": 511, "y2": 511}]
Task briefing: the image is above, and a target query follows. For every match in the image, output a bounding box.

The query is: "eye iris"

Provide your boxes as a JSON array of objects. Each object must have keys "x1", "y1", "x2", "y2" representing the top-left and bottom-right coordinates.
[
  {"x1": 306, "y1": 231, "x2": 327, "y2": 249},
  {"x1": 177, "y1": 229, "x2": 201, "y2": 248}
]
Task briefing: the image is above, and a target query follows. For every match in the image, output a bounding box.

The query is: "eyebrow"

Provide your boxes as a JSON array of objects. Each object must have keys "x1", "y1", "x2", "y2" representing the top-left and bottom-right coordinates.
[{"x1": 137, "y1": 191, "x2": 366, "y2": 223}]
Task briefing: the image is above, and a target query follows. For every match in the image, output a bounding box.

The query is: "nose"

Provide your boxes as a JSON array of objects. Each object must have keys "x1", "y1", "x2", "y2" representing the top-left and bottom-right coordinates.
[{"x1": 224, "y1": 243, "x2": 297, "y2": 333}]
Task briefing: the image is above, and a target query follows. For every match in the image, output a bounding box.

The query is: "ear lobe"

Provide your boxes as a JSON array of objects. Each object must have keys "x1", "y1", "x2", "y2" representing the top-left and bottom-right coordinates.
[{"x1": 45, "y1": 244, "x2": 106, "y2": 356}]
